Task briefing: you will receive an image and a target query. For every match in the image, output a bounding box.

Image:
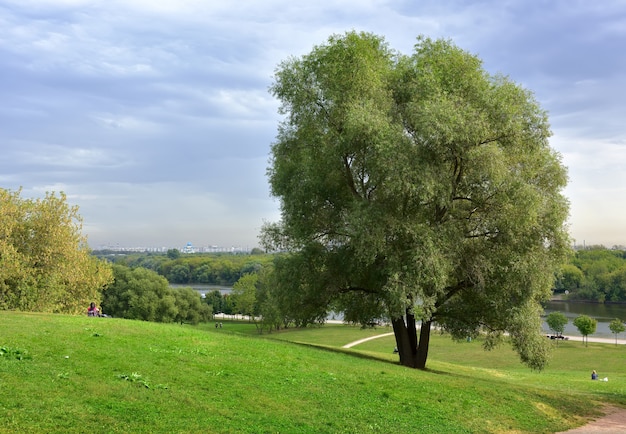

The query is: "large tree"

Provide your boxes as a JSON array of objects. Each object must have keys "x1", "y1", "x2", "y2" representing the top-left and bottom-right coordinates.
[
  {"x1": 262, "y1": 32, "x2": 570, "y2": 370},
  {"x1": 0, "y1": 188, "x2": 113, "y2": 313}
]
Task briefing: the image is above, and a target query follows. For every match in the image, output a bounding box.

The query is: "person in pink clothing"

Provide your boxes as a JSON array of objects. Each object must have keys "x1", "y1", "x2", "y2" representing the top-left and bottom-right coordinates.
[{"x1": 87, "y1": 302, "x2": 100, "y2": 317}]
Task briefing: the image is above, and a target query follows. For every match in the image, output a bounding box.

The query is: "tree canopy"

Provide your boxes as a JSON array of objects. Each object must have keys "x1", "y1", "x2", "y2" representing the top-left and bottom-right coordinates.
[
  {"x1": 262, "y1": 32, "x2": 570, "y2": 370},
  {"x1": 545, "y1": 312, "x2": 568, "y2": 346},
  {"x1": 0, "y1": 188, "x2": 113, "y2": 313},
  {"x1": 560, "y1": 247, "x2": 626, "y2": 302},
  {"x1": 573, "y1": 315, "x2": 597, "y2": 346},
  {"x1": 608, "y1": 318, "x2": 625, "y2": 345},
  {"x1": 99, "y1": 251, "x2": 273, "y2": 287},
  {"x1": 101, "y1": 264, "x2": 210, "y2": 324}
]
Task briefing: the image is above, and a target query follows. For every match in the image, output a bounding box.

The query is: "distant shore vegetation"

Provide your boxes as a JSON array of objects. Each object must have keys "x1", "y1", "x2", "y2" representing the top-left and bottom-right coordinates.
[
  {"x1": 556, "y1": 246, "x2": 626, "y2": 303},
  {"x1": 93, "y1": 246, "x2": 626, "y2": 306}
]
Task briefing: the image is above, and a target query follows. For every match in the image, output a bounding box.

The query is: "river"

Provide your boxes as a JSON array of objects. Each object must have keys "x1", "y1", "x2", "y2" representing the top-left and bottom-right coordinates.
[
  {"x1": 177, "y1": 284, "x2": 624, "y2": 339},
  {"x1": 543, "y1": 300, "x2": 626, "y2": 338},
  {"x1": 170, "y1": 284, "x2": 232, "y2": 296}
]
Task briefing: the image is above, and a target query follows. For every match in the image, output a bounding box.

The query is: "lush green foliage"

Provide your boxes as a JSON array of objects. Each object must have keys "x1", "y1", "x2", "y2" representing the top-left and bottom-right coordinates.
[
  {"x1": 574, "y1": 314, "x2": 598, "y2": 346},
  {"x1": 558, "y1": 247, "x2": 626, "y2": 302},
  {"x1": 263, "y1": 32, "x2": 570, "y2": 369},
  {"x1": 230, "y1": 273, "x2": 258, "y2": 318},
  {"x1": 609, "y1": 319, "x2": 626, "y2": 345},
  {"x1": 1, "y1": 312, "x2": 623, "y2": 433},
  {"x1": 546, "y1": 311, "x2": 568, "y2": 337},
  {"x1": 0, "y1": 188, "x2": 113, "y2": 313},
  {"x1": 96, "y1": 251, "x2": 273, "y2": 286},
  {"x1": 203, "y1": 289, "x2": 234, "y2": 315},
  {"x1": 101, "y1": 264, "x2": 210, "y2": 324}
]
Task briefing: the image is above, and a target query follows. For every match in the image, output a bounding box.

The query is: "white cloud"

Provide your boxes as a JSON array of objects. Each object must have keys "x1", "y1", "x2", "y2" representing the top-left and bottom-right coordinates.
[{"x1": 2, "y1": 0, "x2": 626, "y2": 248}]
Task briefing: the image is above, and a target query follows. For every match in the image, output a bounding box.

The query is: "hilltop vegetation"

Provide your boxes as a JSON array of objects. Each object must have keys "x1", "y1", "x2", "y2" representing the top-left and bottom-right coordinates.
[{"x1": 1, "y1": 312, "x2": 624, "y2": 433}]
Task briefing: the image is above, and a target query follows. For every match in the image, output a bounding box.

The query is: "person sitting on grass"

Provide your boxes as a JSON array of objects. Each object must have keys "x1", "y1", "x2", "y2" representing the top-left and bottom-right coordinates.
[
  {"x1": 87, "y1": 302, "x2": 100, "y2": 317},
  {"x1": 591, "y1": 370, "x2": 598, "y2": 380}
]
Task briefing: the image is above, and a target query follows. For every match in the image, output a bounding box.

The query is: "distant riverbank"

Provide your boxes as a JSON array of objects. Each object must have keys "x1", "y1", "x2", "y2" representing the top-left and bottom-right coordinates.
[
  {"x1": 170, "y1": 284, "x2": 232, "y2": 296},
  {"x1": 543, "y1": 299, "x2": 626, "y2": 339}
]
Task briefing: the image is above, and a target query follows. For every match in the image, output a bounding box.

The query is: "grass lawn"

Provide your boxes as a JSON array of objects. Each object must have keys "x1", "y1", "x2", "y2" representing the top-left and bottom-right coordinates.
[{"x1": 1, "y1": 312, "x2": 623, "y2": 433}]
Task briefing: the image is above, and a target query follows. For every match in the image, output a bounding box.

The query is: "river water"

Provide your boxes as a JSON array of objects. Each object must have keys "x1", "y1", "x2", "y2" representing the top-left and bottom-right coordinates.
[
  {"x1": 543, "y1": 300, "x2": 626, "y2": 338},
  {"x1": 178, "y1": 284, "x2": 624, "y2": 339},
  {"x1": 170, "y1": 284, "x2": 232, "y2": 296}
]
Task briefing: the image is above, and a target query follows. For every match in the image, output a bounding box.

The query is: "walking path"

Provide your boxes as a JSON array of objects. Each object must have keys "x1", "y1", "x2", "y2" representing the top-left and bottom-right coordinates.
[
  {"x1": 557, "y1": 406, "x2": 626, "y2": 433},
  {"x1": 342, "y1": 332, "x2": 394, "y2": 348},
  {"x1": 341, "y1": 331, "x2": 626, "y2": 348}
]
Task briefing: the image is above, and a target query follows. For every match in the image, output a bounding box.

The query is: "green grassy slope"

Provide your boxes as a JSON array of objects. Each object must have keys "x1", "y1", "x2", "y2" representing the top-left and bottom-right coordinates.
[{"x1": 0, "y1": 312, "x2": 622, "y2": 433}]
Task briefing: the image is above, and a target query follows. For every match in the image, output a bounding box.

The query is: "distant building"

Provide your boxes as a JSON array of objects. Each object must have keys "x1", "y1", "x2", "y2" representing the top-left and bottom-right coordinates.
[{"x1": 182, "y1": 242, "x2": 196, "y2": 254}]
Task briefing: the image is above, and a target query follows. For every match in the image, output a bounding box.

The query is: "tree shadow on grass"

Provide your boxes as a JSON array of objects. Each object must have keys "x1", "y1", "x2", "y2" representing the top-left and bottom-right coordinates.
[{"x1": 288, "y1": 340, "x2": 463, "y2": 377}]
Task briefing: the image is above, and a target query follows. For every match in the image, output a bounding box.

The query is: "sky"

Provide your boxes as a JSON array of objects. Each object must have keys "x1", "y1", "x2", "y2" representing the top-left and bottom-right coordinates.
[{"x1": 1, "y1": 0, "x2": 625, "y2": 250}]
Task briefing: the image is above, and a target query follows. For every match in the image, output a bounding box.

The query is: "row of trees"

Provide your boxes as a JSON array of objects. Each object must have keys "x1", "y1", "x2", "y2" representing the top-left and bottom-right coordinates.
[
  {"x1": 97, "y1": 251, "x2": 273, "y2": 286},
  {"x1": 546, "y1": 312, "x2": 625, "y2": 346},
  {"x1": 556, "y1": 248, "x2": 626, "y2": 302}
]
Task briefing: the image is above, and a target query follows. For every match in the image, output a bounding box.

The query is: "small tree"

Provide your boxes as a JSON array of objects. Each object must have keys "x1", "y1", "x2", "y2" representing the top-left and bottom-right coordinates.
[
  {"x1": 173, "y1": 287, "x2": 211, "y2": 325},
  {"x1": 545, "y1": 311, "x2": 568, "y2": 345},
  {"x1": 167, "y1": 248, "x2": 181, "y2": 259},
  {"x1": 204, "y1": 289, "x2": 224, "y2": 314},
  {"x1": 608, "y1": 318, "x2": 625, "y2": 346},
  {"x1": 573, "y1": 315, "x2": 597, "y2": 347},
  {"x1": 231, "y1": 273, "x2": 258, "y2": 321}
]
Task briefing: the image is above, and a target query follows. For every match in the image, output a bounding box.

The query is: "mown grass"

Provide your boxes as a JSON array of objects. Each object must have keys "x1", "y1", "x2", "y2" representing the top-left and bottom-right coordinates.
[{"x1": 0, "y1": 312, "x2": 623, "y2": 433}]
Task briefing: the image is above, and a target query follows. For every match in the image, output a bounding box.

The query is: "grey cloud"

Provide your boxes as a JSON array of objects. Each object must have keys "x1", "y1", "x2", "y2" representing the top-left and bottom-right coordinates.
[{"x1": 2, "y1": 0, "x2": 626, "y2": 247}]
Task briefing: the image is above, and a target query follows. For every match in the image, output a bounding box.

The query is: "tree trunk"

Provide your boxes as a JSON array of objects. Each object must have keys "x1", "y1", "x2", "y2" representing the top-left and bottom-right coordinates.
[
  {"x1": 415, "y1": 319, "x2": 432, "y2": 370},
  {"x1": 391, "y1": 314, "x2": 432, "y2": 370},
  {"x1": 392, "y1": 317, "x2": 414, "y2": 367},
  {"x1": 392, "y1": 308, "x2": 420, "y2": 368}
]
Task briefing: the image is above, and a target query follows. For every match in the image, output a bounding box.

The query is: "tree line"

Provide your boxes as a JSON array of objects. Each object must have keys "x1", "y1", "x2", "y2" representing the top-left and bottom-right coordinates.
[
  {"x1": 95, "y1": 249, "x2": 273, "y2": 286},
  {"x1": 556, "y1": 247, "x2": 626, "y2": 303}
]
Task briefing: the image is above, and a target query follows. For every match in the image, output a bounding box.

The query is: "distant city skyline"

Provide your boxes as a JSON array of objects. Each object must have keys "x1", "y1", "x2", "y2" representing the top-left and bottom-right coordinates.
[
  {"x1": 93, "y1": 239, "x2": 626, "y2": 253},
  {"x1": 94, "y1": 241, "x2": 254, "y2": 253},
  {"x1": 2, "y1": 1, "x2": 625, "y2": 248}
]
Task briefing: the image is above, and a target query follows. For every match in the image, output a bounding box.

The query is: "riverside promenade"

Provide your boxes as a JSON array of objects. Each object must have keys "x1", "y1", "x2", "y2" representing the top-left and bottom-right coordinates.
[{"x1": 340, "y1": 329, "x2": 626, "y2": 348}]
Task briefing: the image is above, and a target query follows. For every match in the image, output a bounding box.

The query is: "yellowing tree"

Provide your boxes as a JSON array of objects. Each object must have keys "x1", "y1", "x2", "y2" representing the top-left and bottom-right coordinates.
[{"x1": 0, "y1": 188, "x2": 113, "y2": 313}]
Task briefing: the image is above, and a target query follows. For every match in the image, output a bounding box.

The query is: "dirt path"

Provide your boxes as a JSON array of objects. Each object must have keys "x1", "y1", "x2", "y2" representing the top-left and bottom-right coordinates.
[{"x1": 557, "y1": 405, "x2": 626, "y2": 433}]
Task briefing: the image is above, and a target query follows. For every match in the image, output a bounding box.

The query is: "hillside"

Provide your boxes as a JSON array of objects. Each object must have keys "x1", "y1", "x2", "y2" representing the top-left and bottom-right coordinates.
[{"x1": 0, "y1": 312, "x2": 623, "y2": 433}]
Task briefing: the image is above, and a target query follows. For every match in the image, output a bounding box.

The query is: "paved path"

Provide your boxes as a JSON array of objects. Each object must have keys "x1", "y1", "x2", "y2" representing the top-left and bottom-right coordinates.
[
  {"x1": 342, "y1": 331, "x2": 626, "y2": 348},
  {"x1": 341, "y1": 332, "x2": 394, "y2": 348},
  {"x1": 558, "y1": 335, "x2": 626, "y2": 345}
]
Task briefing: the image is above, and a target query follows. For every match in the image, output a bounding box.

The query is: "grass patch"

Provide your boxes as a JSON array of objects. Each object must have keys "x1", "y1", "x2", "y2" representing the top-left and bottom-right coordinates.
[
  {"x1": 0, "y1": 345, "x2": 31, "y2": 360},
  {"x1": 0, "y1": 312, "x2": 623, "y2": 433}
]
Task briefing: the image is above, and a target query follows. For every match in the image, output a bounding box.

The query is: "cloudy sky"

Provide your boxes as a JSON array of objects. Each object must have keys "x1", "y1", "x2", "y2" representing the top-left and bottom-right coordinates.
[{"x1": 1, "y1": 1, "x2": 625, "y2": 250}]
